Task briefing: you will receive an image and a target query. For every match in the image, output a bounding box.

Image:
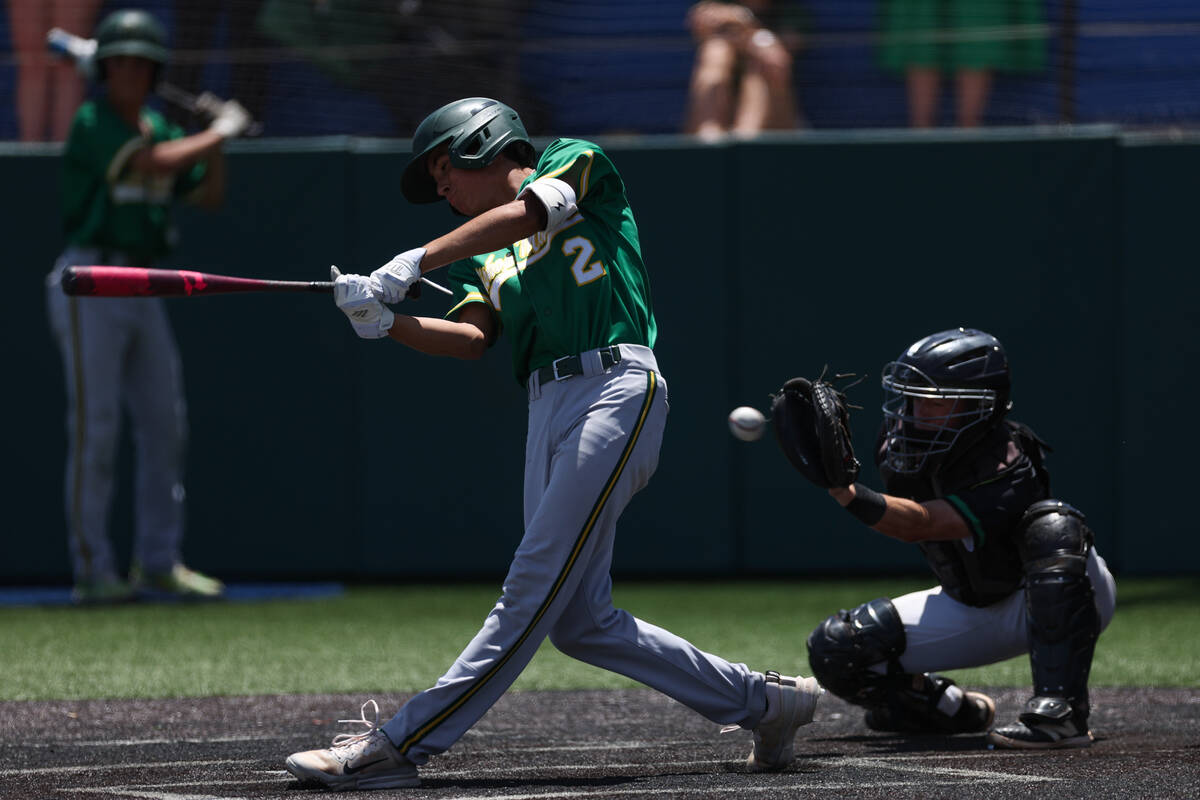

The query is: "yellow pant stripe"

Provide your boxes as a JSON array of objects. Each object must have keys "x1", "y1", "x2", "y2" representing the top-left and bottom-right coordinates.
[{"x1": 399, "y1": 370, "x2": 658, "y2": 753}]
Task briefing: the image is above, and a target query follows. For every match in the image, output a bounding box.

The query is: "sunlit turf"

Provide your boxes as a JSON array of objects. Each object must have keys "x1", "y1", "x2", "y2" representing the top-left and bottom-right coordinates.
[{"x1": 0, "y1": 578, "x2": 1195, "y2": 701}]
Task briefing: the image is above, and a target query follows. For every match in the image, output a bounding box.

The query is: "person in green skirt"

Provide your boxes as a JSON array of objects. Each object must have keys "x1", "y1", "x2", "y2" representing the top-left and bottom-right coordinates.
[{"x1": 879, "y1": 0, "x2": 1047, "y2": 127}]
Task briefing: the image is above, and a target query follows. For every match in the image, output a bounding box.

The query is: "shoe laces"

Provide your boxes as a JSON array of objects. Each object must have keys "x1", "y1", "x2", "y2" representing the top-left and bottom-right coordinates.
[{"x1": 331, "y1": 699, "x2": 382, "y2": 749}]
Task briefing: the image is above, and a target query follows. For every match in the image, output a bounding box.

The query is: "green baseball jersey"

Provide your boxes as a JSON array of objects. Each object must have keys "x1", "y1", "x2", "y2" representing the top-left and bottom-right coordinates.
[
  {"x1": 62, "y1": 98, "x2": 207, "y2": 263},
  {"x1": 445, "y1": 138, "x2": 656, "y2": 385}
]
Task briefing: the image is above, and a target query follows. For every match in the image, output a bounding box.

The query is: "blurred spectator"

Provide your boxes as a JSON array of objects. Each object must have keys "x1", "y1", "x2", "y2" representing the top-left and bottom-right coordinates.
[
  {"x1": 7, "y1": 0, "x2": 104, "y2": 141},
  {"x1": 165, "y1": 1, "x2": 269, "y2": 129},
  {"x1": 683, "y1": 0, "x2": 807, "y2": 140},
  {"x1": 879, "y1": 0, "x2": 1047, "y2": 127}
]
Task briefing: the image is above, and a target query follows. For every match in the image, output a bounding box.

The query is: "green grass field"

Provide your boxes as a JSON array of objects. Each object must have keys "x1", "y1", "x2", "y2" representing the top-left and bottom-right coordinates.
[{"x1": 1, "y1": 578, "x2": 1196, "y2": 701}]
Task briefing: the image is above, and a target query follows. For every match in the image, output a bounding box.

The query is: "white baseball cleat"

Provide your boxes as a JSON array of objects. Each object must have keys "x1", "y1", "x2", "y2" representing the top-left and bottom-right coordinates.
[
  {"x1": 285, "y1": 700, "x2": 420, "y2": 790},
  {"x1": 746, "y1": 671, "x2": 822, "y2": 772}
]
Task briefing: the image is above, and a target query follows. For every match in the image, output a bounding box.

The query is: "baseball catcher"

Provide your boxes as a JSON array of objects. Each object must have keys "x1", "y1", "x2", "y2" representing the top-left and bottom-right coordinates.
[{"x1": 784, "y1": 328, "x2": 1115, "y2": 749}]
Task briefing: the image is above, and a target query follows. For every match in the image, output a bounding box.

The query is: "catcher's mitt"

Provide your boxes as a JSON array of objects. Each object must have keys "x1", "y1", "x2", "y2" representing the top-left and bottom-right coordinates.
[{"x1": 771, "y1": 375, "x2": 860, "y2": 488}]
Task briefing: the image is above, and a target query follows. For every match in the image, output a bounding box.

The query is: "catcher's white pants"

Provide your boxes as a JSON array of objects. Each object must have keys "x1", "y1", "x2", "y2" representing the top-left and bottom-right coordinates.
[
  {"x1": 382, "y1": 346, "x2": 767, "y2": 763},
  {"x1": 888, "y1": 548, "x2": 1116, "y2": 673},
  {"x1": 45, "y1": 247, "x2": 189, "y2": 583}
]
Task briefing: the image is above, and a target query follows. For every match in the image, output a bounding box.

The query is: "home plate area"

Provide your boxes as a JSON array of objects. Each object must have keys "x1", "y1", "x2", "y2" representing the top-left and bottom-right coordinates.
[{"x1": 4, "y1": 688, "x2": 1197, "y2": 799}]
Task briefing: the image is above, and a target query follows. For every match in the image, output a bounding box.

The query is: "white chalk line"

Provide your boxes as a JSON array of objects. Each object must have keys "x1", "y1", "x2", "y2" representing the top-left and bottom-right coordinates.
[
  {"x1": 821, "y1": 755, "x2": 1062, "y2": 783},
  {"x1": 58, "y1": 779, "x2": 1027, "y2": 800},
  {"x1": 28, "y1": 735, "x2": 269, "y2": 748},
  {"x1": 34, "y1": 735, "x2": 1148, "y2": 800},
  {"x1": 61, "y1": 791, "x2": 249, "y2": 800},
  {"x1": 0, "y1": 759, "x2": 256, "y2": 776}
]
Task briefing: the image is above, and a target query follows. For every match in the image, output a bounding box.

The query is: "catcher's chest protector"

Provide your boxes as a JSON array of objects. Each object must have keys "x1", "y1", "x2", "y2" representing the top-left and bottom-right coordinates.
[{"x1": 889, "y1": 423, "x2": 1048, "y2": 606}]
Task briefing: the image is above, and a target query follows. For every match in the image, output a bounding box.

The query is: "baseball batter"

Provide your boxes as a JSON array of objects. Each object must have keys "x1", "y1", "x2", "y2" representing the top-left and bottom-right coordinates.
[
  {"x1": 805, "y1": 328, "x2": 1116, "y2": 749},
  {"x1": 45, "y1": 9, "x2": 251, "y2": 603},
  {"x1": 285, "y1": 97, "x2": 821, "y2": 790}
]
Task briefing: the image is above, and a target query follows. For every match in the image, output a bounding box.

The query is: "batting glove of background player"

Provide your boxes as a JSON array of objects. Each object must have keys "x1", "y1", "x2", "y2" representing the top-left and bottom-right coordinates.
[
  {"x1": 332, "y1": 266, "x2": 394, "y2": 339},
  {"x1": 208, "y1": 98, "x2": 253, "y2": 139},
  {"x1": 370, "y1": 247, "x2": 426, "y2": 304}
]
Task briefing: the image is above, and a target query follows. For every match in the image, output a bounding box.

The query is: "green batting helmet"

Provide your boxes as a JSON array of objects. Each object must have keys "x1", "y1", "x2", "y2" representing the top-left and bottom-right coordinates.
[
  {"x1": 94, "y1": 9, "x2": 168, "y2": 80},
  {"x1": 401, "y1": 98, "x2": 534, "y2": 204}
]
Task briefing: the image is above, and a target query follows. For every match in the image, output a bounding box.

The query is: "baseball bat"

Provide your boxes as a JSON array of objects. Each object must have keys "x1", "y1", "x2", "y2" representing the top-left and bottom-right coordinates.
[
  {"x1": 45, "y1": 28, "x2": 264, "y2": 137},
  {"x1": 61, "y1": 265, "x2": 453, "y2": 299},
  {"x1": 62, "y1": 266, "x2": 331, "y2": 297}
]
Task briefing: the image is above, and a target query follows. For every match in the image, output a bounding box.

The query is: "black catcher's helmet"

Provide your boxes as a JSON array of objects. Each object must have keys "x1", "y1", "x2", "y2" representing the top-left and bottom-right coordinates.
[{"x1": 880, "y1": 327, "x2": 1012, "y2": 475}]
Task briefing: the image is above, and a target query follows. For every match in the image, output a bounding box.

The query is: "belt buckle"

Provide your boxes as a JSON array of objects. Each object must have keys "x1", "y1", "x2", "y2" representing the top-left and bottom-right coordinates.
[{"x1": 551, "y1": 355, "x2": 572, "y2": 382}]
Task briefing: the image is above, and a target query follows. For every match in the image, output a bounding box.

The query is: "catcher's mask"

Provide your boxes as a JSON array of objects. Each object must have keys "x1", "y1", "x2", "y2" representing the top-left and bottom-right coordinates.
[
  {"x1": 880, "y1": 327, "x2": 1011, "y2": 475},
  {"x1": 401, "y1": 97, "x2": 534, "y2": 204}
]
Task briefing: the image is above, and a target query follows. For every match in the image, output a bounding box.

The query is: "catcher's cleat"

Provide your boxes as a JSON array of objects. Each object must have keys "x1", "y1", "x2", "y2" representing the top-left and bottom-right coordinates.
[
  {"x1": 71, "y1": 577, "x2": 135, "y2": 605},
  {"x1": 865, "y1": 690, "x2": 996, "y2": 734},
  {"x1": 746, "y1": 672, "x2": 822, "y2": 772},
  {"x1": 987, "y1": 696, "x2": 1093, "y2": 750},
  {"x1": 130, "y1": 563, "x2": 224, "y2": 599},
  {"x1": 285, "y1": 700, "x2": 419, "y2": 790}
]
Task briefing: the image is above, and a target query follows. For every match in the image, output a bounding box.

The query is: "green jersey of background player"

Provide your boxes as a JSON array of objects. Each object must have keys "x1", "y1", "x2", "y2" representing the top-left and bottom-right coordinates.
[
  {"x1": 63, "y1": 93, "x2": 208, "y2": 262},
  {"x1": 285, "y1": 98, "x2": 822, "y2": 791}
]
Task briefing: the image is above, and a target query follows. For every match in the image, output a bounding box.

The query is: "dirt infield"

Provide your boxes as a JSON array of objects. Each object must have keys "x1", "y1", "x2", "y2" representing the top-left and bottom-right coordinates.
[{"x1": 3, "y1": 688, "x2": 1198, "y2": 799}]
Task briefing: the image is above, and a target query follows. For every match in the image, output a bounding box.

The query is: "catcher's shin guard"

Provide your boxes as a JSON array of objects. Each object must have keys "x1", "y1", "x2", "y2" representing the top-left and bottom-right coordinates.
[
  {"x1": 1019, "y1": 501, "x2": 1100, "y2": 721},
  {"x1": 807, "y1": 598, "x2": 905, "y2": 706},
  {"x1": 808, "y1": 599, "x2": 993, "y2": 734}
]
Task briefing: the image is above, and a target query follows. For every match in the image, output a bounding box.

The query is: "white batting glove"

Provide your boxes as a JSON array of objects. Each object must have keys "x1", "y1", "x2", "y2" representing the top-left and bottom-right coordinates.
[
  {"x1": 332, "y1": 266, "x2": 394, "y2": 339},
  {"x1": 370, "y1": 247, "x2": 426, "y2": 304},
  {"x1": 209, "y1": 99, "x2": 253, "y2": 139}
]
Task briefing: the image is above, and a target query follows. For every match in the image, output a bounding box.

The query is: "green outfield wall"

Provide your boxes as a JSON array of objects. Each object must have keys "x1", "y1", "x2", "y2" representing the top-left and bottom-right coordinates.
[{"x1": 4, "y1": 128, "x2": 1197, "y2": 582}]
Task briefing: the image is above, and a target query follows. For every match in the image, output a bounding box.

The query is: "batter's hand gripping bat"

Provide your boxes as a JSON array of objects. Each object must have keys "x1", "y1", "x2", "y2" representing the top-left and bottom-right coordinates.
[
  {"x1": 46, "y1": 27, "x2": 264, "y2": 137},
  {"x1": 61, "y1": 266, "x2": 452, "y2": 299}
]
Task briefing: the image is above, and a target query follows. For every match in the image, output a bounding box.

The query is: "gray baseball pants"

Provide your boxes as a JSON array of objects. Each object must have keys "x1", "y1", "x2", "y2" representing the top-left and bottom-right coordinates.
[
  {"x1": 45, "y1": 246, "x2": 188, "y2": 583},
  {"x1": 889, "y1": 548, "x2": 1117, "y2": 673},
  {"x1": 382, "y1": 345, "x2": 767, "y2": 763}
]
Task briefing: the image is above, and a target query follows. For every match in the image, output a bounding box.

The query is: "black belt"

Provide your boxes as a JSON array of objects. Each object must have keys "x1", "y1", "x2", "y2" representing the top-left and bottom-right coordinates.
[{"x1": 534, "y1": 345, "x2": 622, "y2": 385}]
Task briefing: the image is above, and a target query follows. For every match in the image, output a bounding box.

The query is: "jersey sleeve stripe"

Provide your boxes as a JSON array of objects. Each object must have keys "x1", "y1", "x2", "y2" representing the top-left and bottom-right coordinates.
[
  {"x1": 444, "y1": 291, "x2": 488, "y2": 318},
  {"x1": 578, "y1": 151, "x2": 594, "y2": 199},
  {"x1": 946, "y1": 494, "x2": 987, "y2": 546},
  {"x1": 538, "y1": 150, "x2": 595, "y2": 201},
  {"x1": 396, "y1": 370, "x2": 660, "y2": 755}
]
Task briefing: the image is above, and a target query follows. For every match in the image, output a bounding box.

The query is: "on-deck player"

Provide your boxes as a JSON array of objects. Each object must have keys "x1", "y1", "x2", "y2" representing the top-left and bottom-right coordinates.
[
  {"x1": 45, "y1": 8, "x2": 252, "y2": 603},
  {"x1": 284, "y1": 97, "x2": 822, "y2": 790},
  {"x1": 806, "y1": 328, "x2": 1116, "y2": 748}
]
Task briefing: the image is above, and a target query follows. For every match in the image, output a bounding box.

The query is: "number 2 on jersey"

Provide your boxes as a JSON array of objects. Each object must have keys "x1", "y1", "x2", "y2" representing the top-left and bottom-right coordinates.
[{"x1": 563, "y1": 236, "x2": 606, "y2": 286}]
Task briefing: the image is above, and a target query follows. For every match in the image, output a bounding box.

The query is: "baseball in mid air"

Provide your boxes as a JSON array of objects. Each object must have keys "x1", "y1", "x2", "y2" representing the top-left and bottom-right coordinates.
[{"x1": 728, "y1": 406, "x2": 766, "y2": 441}]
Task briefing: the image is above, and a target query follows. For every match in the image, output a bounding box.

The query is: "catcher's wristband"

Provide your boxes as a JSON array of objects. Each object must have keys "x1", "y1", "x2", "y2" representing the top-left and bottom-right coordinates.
[{"x1": 845, "y1": 483, "x2": 887, "y2": 526}]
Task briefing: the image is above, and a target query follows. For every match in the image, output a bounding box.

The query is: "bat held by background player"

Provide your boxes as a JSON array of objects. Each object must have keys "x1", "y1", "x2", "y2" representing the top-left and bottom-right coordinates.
[{"x1": 61, "y1": 265, "x2": 450, "y2": 298}]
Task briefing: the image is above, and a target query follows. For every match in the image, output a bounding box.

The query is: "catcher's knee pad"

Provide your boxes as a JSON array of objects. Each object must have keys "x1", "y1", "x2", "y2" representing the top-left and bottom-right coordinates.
[
  {"x1": 1019, "y1": 500, "x2": 1100, "y2": 714},
  {"x1": 1019, "y1": 500, "x2": 1093, "y2": 564},
  {"x1": 806, "y1": 598, "x2": 906, "y2": 706}
]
